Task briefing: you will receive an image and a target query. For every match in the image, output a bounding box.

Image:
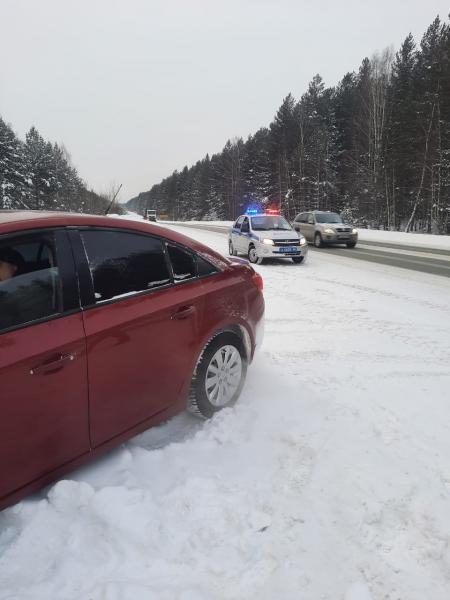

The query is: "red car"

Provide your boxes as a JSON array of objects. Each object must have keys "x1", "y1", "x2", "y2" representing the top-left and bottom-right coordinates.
[{"x1": 0, "y1": 212, "x2": 264, "y2": 511}]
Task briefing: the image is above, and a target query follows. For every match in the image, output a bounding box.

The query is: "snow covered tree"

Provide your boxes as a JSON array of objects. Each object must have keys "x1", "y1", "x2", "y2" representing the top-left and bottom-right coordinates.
[{"x1": 0, "y1": 118, "x2": 30, "y2": 209}]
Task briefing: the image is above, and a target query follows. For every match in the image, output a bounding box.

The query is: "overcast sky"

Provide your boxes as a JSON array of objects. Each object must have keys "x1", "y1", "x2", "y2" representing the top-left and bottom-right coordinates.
[{"x1": 1, "y1": 0, "x2": 449, "y2": 202}]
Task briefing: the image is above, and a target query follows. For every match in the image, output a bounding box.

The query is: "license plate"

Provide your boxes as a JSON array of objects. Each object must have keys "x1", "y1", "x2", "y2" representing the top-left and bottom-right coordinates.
[{"x1": 278, "y1": 246, "x2": 298, "y2": 253}]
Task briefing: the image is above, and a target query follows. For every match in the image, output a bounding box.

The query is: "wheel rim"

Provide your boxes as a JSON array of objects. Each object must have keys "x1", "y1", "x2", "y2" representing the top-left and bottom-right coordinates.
[
  {"x1": 205, "y1": 345, "x2": 242, "y2": 407},
  {"x1": 249, "y1": 247, "x2": 257, "y2": 262},
  {"x1": 229, "y1": 241, "x2": 234, "y2": 255},
  {"x1": 315, "y1": 235, "x2": 321, "y2": 247}
]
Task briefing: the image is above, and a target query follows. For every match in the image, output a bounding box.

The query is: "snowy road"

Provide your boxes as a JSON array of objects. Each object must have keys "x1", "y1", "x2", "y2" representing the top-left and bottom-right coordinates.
[
  {"x1": 173, "y1": 222, "x2": 450, "y2": 278},
  {"x1": 1, "y1": 224, "x2": 450, "y2": 600}
]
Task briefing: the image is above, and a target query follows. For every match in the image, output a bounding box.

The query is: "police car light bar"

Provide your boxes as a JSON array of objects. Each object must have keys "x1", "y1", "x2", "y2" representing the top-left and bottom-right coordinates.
[
  {"x1": 265, "y1": 208, "x2": 280, "y2": 215},
  {"x1": 245, "y1": 207, "x2": 262, "y2": 215}
]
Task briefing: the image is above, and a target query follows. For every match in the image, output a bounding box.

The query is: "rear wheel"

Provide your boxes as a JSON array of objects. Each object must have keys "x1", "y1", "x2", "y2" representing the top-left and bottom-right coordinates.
[
  {"x1": 314, "y1": 233, "x2": 324, "y2": 248},
  {"x1": 346, "y1": 242, "x2": 357, "y2": 248},
  {"x1": 292, "y1": 256, "x2": 304, "y2": 264},
  {"x1": 188, "y1": 333, "x2": 247, "y2": 418},
  {"x1": 248, "y1": 245, "x2": 263, "y2": 264}
]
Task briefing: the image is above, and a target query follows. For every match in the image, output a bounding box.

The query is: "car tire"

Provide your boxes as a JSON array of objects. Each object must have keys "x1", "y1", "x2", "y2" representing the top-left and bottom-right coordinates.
[
  {"x1": 346, "y1": 242, "x2": 357, "y2": 248},
  {"x1": 314, "y1": 233, "x2": 324, "y2": 248},
  {"x1": 248, "y1": 245, "x2": 263, "y2": 264},
  {"x1": 188, "y1": 332, "x2": 247, "y2": 419},
  {"x1": 229, "y1": 240, "x2": 237, "y2": 256},
  {"x1": 292, "y1": 256, "x2": 304, "y2": 264}
]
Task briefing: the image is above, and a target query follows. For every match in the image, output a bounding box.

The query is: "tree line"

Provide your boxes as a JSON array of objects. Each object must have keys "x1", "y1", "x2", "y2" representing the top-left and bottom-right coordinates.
[
  {"x1": 128, "y1": 16, "x2": 450, "y2": 233},
  {"x1": 0, "y1": 120, "x2": 123, "y2": 214}
]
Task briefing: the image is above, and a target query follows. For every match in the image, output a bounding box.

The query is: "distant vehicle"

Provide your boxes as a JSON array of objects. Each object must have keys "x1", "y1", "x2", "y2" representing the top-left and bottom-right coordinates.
[
  {"x1": 293, "y1": 211, "x2": 358, "y2": 248},
  {"x1": 0, "y1": 211, "x2": 264, "y2": 511},
  {"x1": 145, "y1": 209, "x2": 157, "y2": 221},
  {"x1": 229, "y1": 209, "x2": 308, "y2": 264}
]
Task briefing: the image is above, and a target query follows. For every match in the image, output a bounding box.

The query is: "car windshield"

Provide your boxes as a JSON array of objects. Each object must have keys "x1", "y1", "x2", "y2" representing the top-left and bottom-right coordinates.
[
  {"x1": 315, "y1": 213, "x2": 343, "y2": 224},
  {"x1": 251, "y1": 216, "x2": 292, "y2": 231}
]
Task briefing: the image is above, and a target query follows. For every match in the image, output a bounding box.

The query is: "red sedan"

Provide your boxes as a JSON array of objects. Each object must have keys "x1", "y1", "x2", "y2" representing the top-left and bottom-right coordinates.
[{"x1": 0, "y1": 212, "x2": 264, "y2": 511}]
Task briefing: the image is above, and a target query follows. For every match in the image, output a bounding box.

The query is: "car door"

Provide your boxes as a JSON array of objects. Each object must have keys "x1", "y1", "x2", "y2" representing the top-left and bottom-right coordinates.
[
  {"x1": 0, "y1": 229, "x2": 89, "y2": 502},
  {"x1": 239, "y1": 217, "x2": 251, "y2": 253},
  {"x1": 293, "y1": 214, "x2": 304, "y2": 235},
  {"x1": 231, "y1": 216, "x2": 244, "y2": 253},
  {"x1": 303, "y1": 213, "x2": 315, "y2": 242},
  {"x1": 72, "y1": 227, "x2": 206, "y2": 447}
]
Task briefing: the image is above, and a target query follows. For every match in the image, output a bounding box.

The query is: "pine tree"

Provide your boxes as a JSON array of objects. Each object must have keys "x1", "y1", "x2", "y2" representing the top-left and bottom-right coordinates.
[
  {"x1": 0, "y1": 118, "x2": 30, "y2": 209},
  {"x1": 24, "y1": 127, "x2": 58, "y2": 209},
  {"x1": 385, "y1": 33, "x2": 418, "y2": 229},
  {"x1": 269, "y1": 94, "x2": 299, "y2": 215},
  {"x1": 295, "y1": 75, "x2": 338, "y2": 214},
  {"x1": 406, "y1": 17, "x2": 449, "y2": 231},
  {"x1": 333, "y1": 72, "x2": 359, "y2": 214}
]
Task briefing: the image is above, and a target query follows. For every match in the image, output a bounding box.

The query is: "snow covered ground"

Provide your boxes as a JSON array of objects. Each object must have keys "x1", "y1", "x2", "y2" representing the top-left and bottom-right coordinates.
[
  {"x1": 1, "y1": 222, "x2": 450, "y2": 600},
  {"x1": 158, "y1": 219, "x2": 450, "y2": 251}
]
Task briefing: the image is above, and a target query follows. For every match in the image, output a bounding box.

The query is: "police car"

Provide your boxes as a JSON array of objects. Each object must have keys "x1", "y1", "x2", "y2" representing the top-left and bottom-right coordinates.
[{"x1": 228, "y1": 209, "x2": 308, "y2": 264}]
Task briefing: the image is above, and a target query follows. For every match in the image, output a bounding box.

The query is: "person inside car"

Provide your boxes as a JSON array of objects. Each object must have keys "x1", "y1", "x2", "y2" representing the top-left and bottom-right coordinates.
[{"x1": 0, "y1": 247, "x2": 24, "y2": 282}]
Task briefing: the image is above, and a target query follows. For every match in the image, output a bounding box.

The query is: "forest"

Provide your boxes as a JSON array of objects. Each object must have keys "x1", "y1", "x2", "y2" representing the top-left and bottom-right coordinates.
[
  {"x1": 0, "y1": 121, "x2": 123, "y2": 215},
  {"x1": 127, "y1": 16, "x2": 450, "y2": 233}
]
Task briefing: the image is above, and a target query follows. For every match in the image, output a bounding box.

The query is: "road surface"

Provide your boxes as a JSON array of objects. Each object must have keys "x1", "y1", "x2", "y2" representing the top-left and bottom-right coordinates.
[{"x1": 173, "y1": 222, "x2": 450, "y2": 278}]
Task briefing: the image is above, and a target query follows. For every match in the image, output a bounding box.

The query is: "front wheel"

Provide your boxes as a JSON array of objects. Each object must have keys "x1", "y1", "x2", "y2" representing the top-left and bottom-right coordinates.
[
  {"x1": 188, "y1": 333, "x2": 247, "y2": 418},
  {"x1": 229, "y1": 240, "x2": 237, "y2": 256},
  {"x1": 314, "y1": 233, "x2": 324, "y2": 248},
  {"x1": 292, "y1": 256, "x2": 304, "y2": 264},
  {"x1": 248, "y1": 246, "x2": 263, "y2": 264},
  {"x1": 346, "y1": 242, "x2": 357, "y2": 248}
]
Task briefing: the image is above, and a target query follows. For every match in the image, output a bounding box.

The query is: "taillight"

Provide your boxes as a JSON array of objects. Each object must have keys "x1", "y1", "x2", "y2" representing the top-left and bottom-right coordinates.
[{"x1": 252, "y1": 271, "x2": 264, "y2": 292}]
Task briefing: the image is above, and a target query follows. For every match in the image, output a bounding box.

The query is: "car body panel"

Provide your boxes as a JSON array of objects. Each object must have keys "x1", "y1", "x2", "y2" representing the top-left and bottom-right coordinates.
[
  {"x1": 0, "y1": 313, "x2": 89, "y2": 499},
  {"x1": 84, "y1": 278, "x2": 206, "y2": 447}
]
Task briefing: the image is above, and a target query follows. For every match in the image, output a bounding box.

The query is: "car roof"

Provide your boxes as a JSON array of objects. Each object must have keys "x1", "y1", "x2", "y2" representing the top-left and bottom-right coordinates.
[{"x1": 0, "y1": 211, "x2": 229, "y2": 267}]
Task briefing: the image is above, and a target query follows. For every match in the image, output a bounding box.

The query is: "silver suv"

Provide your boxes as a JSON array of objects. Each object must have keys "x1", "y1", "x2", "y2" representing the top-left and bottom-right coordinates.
[{"x1": 293, "y1": 211, "x2": 358, "y2": 248}]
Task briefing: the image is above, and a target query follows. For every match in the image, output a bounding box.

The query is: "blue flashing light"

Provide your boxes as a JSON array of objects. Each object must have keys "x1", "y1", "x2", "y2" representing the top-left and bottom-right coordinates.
[{"x1": 245, "y1": 204, "x2": 263, "y2": 216}]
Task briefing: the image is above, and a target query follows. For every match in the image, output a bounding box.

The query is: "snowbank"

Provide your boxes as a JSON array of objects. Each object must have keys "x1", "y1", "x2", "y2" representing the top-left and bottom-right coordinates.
[{"x1": 357, "y1": 228, "x2": 450, "y2": 250}]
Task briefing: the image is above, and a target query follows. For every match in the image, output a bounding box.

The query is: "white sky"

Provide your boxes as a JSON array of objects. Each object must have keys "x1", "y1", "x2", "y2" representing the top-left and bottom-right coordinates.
[{"x1": 1, "y1": 0, "x2": 449, "y2": 202}]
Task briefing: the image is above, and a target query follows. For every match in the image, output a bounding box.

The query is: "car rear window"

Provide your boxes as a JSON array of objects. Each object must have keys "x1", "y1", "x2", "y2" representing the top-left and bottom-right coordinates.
[
  {"x1": 167, "y1": 244, "x2": 196, "y2": 282},
  {"x1": 196, "y1": 255, "x2": 218, "y2": 277}
]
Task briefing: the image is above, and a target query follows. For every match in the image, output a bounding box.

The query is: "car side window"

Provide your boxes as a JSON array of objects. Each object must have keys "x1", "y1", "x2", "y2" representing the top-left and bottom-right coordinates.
[
  {"x1": 234, "y1": 217, "x2": 244, "y2": 230},
  {"x1": 0, "y1": 234, "x2": 63, "y2": 333},
  {"x1": 81, "y1": 230, "x2": 171, "y2": 302},
  {"x1": 295, "y1": 214, "x2": 303, "y2": 223},
  {"x1": 167, "y1": 244, "x2": 196, "y2": 282},
  {"x1": 241, "y1": 218, "x2": 250, "y2": 233},
  {"x1": 196, "y1": 255, "x2": 218, "y2": 277},
  {"x1": 307, "y1": 214, "x2": 315, "y2": 225}
]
